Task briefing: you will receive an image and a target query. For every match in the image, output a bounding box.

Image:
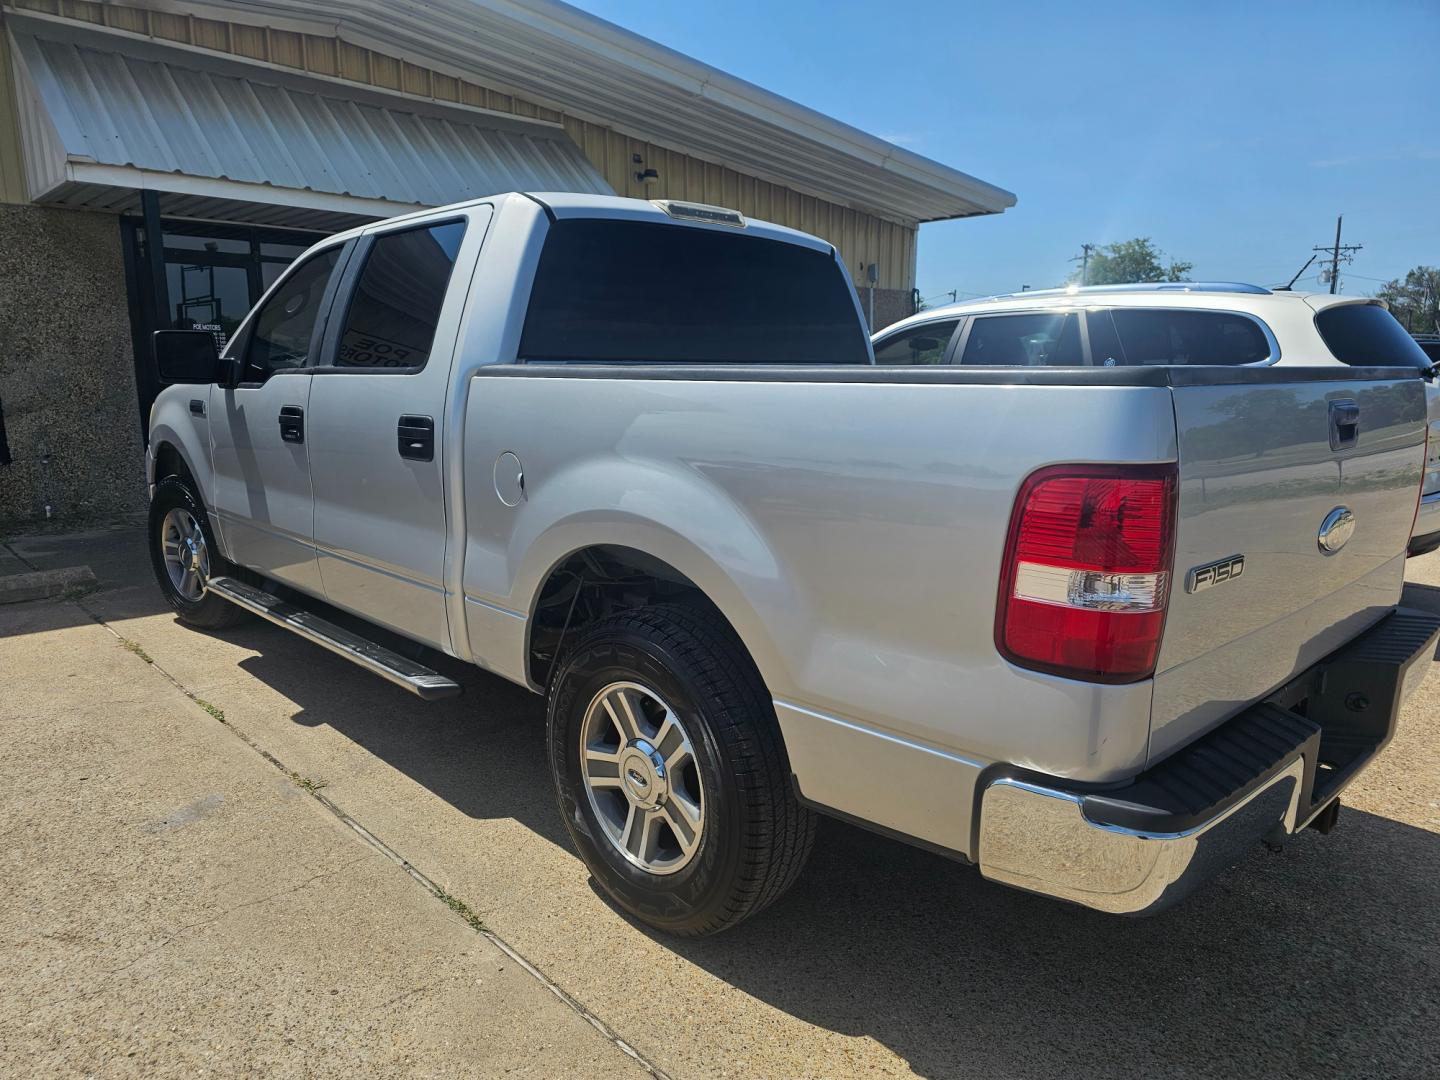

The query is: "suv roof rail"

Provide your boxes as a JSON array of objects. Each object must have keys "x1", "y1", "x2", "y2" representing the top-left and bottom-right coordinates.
[{"x1": 980, "y1": 281, "x2": 1272, "y2": 302}]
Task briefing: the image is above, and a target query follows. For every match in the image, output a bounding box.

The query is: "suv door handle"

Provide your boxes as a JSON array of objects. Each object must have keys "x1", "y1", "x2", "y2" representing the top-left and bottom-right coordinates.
[
  {"x1": 279, "y1": 405, "x2": 305, "y2": 444},
  {"x1": 398, "y1": 415, "x2": 434, "y2": 461}
]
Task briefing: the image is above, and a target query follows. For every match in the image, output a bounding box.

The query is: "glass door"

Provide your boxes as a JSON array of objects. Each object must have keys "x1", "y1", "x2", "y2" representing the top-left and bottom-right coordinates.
[{"x1": 123, "y1": 219, "x2": 329, "y2": 435}]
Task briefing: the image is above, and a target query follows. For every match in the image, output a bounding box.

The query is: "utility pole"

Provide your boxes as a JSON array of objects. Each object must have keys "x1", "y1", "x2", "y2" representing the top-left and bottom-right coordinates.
[
  {"x1": 1071, "y1": 243, "x2": 1095, "y2": 286},
  {"x1": 1313, "y1": 216, "x2": 1362, "y2": 295}
]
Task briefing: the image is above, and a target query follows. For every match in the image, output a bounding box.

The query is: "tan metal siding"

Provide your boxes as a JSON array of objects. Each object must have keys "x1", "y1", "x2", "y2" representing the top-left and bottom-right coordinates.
[
  {"x1": 7, "y1": 0, "x2": 566, "y2": 124},
  {"x1": 562, "y1": 116, "x2": 916, "y2": 291},
  {"x1": 4, "y1": 0, "x2": 919, "y2": 290}
]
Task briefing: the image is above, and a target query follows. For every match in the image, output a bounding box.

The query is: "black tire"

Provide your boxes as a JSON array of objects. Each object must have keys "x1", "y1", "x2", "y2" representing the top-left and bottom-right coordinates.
[
  {"x1": 547, "y1": 604, "x2": 815, "y2": 936},
  {"x1": 147, "y1": 476, "x2": 247, "y2": 630}
]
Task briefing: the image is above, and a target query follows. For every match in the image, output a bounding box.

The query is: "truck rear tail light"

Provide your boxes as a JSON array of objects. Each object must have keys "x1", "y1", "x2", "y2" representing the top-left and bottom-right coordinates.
[{"x1": 996, "y1": 463, "x2": 1177, "y2": 683}]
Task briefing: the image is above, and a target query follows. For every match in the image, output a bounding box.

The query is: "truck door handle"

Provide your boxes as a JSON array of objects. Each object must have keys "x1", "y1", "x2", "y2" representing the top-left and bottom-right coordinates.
[
  {"x1": 279, "y1": 405, "x2": 305, "y2": 444},
  {"x1": 397, "y1": 415, "x2": 434, "y2": 461},
  {"x1": 1329, "y1": 400, "x2": 1360, "y2": 451}
]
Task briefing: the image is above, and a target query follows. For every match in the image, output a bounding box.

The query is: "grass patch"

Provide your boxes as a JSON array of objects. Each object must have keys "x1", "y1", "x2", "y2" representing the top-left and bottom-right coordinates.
[
  {"x1": 435, "y1": 888, "x2": 488, "y2": 933},
  {"x1": 288, "y1": 770, "x2": 328, "y2": 794},
  {"x1": 118, "y1": 637, "x2": 153, "y2": 665},
  {"x1": 195, "y1": 697, "x2": 226, "y2": 723}
]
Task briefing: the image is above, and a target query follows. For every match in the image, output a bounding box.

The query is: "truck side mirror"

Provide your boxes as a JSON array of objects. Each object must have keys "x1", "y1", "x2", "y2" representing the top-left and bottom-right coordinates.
[{"x1": 154, "y1": 330, "x2": 223, "y2": 385}]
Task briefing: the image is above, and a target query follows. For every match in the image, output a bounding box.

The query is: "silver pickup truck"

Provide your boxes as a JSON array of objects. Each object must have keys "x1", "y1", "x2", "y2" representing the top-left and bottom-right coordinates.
[{"x1": 146, "y1": 192, "x2": 1439, "y2": 936}]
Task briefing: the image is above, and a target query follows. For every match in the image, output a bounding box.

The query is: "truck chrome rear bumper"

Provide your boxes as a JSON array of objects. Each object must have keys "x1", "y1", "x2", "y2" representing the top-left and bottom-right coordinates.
[
  {"x1": 1409, "y1": 491, "x2": 1440, "y2": 556},
  {"x1": 977, "y1": 607, "x2": 1440, "y2": 915}
]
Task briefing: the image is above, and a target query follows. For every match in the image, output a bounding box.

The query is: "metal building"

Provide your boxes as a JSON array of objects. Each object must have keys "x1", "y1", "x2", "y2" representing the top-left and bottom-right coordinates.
[{"x1": 0, "y1": 0, "x2": 1014, "y2": 527}]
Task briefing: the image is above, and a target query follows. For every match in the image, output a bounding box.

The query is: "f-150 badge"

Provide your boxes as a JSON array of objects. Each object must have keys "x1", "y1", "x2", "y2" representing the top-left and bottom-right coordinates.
[{"x1": 1186, "y1": 554, "x2": 1245, "y2": 593}]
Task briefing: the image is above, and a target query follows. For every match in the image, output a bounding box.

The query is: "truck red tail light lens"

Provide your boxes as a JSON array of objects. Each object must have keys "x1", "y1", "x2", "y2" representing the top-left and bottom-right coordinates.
[{"x1": 996, "y1": 463, "x2": 1178, "y2": 683}]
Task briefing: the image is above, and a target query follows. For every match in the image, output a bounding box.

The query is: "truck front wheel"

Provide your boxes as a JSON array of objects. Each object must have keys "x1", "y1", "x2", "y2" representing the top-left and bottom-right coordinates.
[
  {"x1": 547, "y1": 605, "x2": 814, "y2": 936},
  {"x1": 147, "y1": 477, "x2": 247, "y2": 630}
]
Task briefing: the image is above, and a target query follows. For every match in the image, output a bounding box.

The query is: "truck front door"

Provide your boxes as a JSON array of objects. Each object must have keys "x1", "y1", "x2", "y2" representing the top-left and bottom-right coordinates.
[
  {"x1": 305, "y1": 208, "x2": 489, "y2": 652},
  {"x1": 209, "y1": 243, "x2": 348, "y2": 593}
]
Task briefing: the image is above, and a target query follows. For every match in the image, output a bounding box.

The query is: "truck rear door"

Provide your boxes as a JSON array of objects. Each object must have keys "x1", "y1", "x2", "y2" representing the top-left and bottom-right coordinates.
[
  {"x1": 304, "y1": 207, "x2": 489, "y2": 652},
  {"x1": 1150, "y1": 368, "x2": 1427, "y2": 761}
]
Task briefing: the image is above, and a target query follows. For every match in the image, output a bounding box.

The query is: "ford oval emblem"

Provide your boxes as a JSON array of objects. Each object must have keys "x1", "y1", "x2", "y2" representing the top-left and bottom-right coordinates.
[{"x1": 1318, "y1": 506, "x2": 1356, "y2": 554}]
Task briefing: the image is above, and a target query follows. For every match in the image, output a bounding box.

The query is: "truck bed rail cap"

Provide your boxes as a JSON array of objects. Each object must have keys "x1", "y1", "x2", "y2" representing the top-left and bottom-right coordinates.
[{"x1": 475, "y1": 364, "x2": 1423, "y2": 387}]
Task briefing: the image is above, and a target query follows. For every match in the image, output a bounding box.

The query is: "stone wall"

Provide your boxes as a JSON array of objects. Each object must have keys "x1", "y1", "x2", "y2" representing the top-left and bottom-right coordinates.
[
  {"x1": 861, "y1": 288, "x2": 916, "y2": 334},
  {"x1": 0, "y1": 204, "x2": 145, "y2": 530}
]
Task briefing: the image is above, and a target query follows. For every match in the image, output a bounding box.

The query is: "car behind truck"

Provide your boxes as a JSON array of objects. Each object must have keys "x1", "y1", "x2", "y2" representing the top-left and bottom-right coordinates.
[{"x1": 147, "y1": 193, "x2": 1438, "y2": 935}]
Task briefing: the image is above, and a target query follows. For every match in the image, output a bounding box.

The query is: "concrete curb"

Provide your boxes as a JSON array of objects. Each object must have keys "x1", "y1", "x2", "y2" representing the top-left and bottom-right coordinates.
[{"x1": 0, "y1": 565, "x2": 96, "y2": 604}]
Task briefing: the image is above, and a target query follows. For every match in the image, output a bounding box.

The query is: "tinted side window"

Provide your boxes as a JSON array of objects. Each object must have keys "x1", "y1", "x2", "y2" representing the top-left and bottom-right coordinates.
[
  {"x1": 960, "y1": 313, "x2": 1082, "y2": 366},
  {"x1": 873, "y1": 320, "x2": 959, "y2": 365},
  {"x1": 519, "y1": 220, "x2": 869, "y2": 364},
  {"x1": 1085, "y1": 309, "x2": 1127, "y2": 367},
  {"x1": 245, "y1": 247, "x2": 341, "y2": 379},
  {"x1": 1109, "y1": 309, "x2": 1270, "y2": 366},
  {"x1": 334, "y1": 221, "x2": 466, "y2": 370},
  {"x1": 1315, "y1": 304, "x2": 1432, "y2": 369}
]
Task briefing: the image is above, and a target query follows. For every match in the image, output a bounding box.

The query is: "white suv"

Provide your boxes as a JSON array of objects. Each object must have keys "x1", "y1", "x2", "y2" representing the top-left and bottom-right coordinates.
[{"x1": 872, "y1": 283, "x2": 1440, "y2": 554}]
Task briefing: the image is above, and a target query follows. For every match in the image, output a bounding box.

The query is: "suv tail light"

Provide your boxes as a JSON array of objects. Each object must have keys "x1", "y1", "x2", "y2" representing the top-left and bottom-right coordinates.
[{"x1": 996, "y1": 463, "x2": 1178, "y2": 683}]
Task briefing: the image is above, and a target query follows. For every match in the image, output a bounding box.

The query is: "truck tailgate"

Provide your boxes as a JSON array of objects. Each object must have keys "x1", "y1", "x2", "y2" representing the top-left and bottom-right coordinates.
[{"x1": 1150, "y1": 368, "x2": 1427, "y2": 762}]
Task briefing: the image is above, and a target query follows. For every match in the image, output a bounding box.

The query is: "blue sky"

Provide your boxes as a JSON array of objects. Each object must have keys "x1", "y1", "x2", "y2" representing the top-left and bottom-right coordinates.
[{"x1": 571, "y1": 0, "x2": 1439, "y2": 300}]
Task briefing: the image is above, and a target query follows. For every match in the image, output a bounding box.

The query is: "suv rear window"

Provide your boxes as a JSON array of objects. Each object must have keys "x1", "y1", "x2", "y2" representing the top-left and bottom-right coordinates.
[
  {"x1": 1105, "y1": 309, "x2": 1271, "y2": 366},
  {"x1": 1315, "y1": 303, "x2": 1433, "y2": 369},
  {"x1": 519, "y1": 219, "x2": 869, "y2": 364}
]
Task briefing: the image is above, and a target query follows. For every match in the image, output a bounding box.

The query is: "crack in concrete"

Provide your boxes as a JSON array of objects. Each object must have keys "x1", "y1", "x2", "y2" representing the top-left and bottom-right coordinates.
[
  {"x1": 78, "y1": 596, "x2": 675, "y2": 1080},
  {"x1": 86, "y1": 859, "x2": 368, "y2": 995}
]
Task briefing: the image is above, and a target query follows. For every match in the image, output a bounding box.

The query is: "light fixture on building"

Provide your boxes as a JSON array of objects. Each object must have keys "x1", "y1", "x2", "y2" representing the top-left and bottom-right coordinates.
[{"x1": 635, "y1": 167, "x2": 660, "y2": 186}]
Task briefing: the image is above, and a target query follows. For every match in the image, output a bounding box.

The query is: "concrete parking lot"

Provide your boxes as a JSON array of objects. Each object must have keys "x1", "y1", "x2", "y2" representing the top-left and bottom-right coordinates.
[{"x1": 3, "y1": 524, "x2": 1439, "y2": 1079}]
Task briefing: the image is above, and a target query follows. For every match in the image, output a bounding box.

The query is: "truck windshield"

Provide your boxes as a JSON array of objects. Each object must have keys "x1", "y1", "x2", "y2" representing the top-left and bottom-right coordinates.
[{"x1": 519, "y1": 219, "x2": 870, "y2": 364}]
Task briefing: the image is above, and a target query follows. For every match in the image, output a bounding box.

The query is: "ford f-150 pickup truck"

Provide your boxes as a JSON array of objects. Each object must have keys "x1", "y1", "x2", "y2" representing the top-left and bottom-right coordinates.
[{"x1": 146, "y1": 192, "x2": 1439, "y2": 936}]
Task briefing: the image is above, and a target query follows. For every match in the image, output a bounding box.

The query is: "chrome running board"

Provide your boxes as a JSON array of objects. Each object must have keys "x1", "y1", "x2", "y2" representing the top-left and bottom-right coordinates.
[{"x1": 205, "y1": 576, "x2": 462, "y2": 702}]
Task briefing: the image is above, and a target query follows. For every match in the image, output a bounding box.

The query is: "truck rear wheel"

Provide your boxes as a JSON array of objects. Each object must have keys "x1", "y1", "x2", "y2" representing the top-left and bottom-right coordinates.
[
  {"x1": 147, "y1": 476, "x2": 247, "y2": 630},
  {"x1": 547, "y1": 604, "x2": 814, "y2": 936}
]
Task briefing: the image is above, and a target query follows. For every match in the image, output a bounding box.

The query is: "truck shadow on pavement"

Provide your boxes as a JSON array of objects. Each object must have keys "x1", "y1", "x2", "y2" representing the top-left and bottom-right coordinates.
[{"x1": 221, "y1": 604, "x2": 1440, "y2": 1080}]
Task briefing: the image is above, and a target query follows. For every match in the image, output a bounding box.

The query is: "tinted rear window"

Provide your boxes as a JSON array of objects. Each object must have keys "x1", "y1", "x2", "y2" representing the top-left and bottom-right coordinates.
[
  {"x1": 519, "y1": 219, "x2": 868, "y2": 364},
  {"x1": 1315, "y1": 304, "x2": 1433, "y2": 369},
  {"x1": 1106, "y1": 309, "x2": 1271, "y2": 366}
]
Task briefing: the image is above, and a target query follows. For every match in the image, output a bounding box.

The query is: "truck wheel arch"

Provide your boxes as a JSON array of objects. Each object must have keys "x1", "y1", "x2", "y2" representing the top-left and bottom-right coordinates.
[
  {"x1": 523, "y1": 543, "x2": 784, "y2": 701},
  {"x1": 151, "y1": 440, "x2": 195, "y2": 489}
]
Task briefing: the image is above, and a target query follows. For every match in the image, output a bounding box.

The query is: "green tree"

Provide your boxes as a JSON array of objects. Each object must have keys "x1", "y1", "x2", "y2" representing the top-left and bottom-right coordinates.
[
  {"x1": 1375, "y1": 266, "x2": 1440, "y2": 334},
  {"x1": 1073, "y1": 238, "x2": 1193, "y2": 285}
]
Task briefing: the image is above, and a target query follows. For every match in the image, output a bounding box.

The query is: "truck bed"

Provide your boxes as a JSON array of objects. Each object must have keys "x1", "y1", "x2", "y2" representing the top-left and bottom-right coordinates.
[{"x1": 458, "y1": 362, "x2": 1425, "y2": 857}]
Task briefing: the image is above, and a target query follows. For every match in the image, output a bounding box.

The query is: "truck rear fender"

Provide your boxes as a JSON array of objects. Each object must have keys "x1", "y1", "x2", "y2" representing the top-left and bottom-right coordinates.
[{"x1": 462, "y1": 456, "x2": 801, "y2": 697}]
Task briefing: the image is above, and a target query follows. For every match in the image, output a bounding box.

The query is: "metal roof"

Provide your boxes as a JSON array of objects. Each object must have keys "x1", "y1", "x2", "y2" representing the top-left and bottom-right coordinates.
[
  {"x1": 155, "y1": 0, "x2": 1016, "y2": 224},
  {"x1": 10, "y1": 24, "x2": 613, "y2": 221}
]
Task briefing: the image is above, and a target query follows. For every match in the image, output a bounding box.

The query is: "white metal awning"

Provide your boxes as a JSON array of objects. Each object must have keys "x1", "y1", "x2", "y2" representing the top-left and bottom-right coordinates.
[
  {"x1": 168, "y1": 0, "x2": 1016, "y2": 224},
  {"x1": 7, "y1": 20, "x2": 613, "y2": 229}
]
